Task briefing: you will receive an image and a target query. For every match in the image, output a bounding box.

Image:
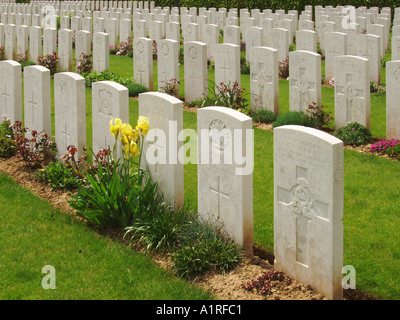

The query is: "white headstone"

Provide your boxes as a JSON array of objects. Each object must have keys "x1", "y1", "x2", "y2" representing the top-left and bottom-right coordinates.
[
  {"x1": 214, "y1": 43, "x2": 240, "y2": 89},
  {"x1": 16, "y1": 24, "x2": 28, "y2": 57},
  {"x1": 391, "y1": 36, "x2": 400, "y2": 61},
  {"x1": 325, "y1": 32, "x2": 347, "y2": 81},
  {"x1": 274, "y1": 125, "x2": 343, "y2": 300},
  {"x1": 43, "y1": 27, "x2": 57, "y2": 56},
  {"x1": 289, "y1": 50, "x2": 321, "y2": 113},
  {"x1": 197, "y1": 106, "x2": 253, "y2": 254},
  {"x1": 157, "y1": 39, "x2": 179, "y2": 93},
  {"x1": 184, "y1": 41, "x2": 208, "y2": 102},
  {"x1": 139, "y1": 92, "x2": 184, "y2": 208},
  {"x1": 54, "y1": 72, "x2": 86, "y2": 157},
  {"x1": 93, "y1": 32, "x2": 110, "y2": 72},
  {"x1": 5, "y1": 24, "x2": 16, "y2": 60},
  {"x1": 133, "y1": 37, "x2": 153, "y2": 90},
  {"x1": 223, "y1": 25, "x2": 240, "y2": 45},
  {"x1": 296, "y1": 30, "x2": 317, "y2": 52},
  {"x1": 386, "y1": 61, "x2": 400, "y2": 139},
  {"x1": 249, "y1": 46, "x2": 279, "y2": 114},
  {"x1": 334, "y1": 55, "x2": 370, "y2": 130},
  {"x1": 92, "y1": 81, "x2": 129, "y2": 156},
  {"x1": 23, "y1": 65, "x2": 51, "y2": 135},
  {"x1": 29, "y1": 26, "x2": 41, "y2": 63},
  {"x1": 58, "y1": 29, "x2": 73, "y2": 72},
  {"x1": 0, "y1": 60, "x2": 22, "y2": 123}
]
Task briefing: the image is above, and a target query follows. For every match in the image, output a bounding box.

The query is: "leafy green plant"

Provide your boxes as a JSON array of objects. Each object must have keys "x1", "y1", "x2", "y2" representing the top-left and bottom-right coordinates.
[
  {"x1": 208, "y1": 81, "x2": 249, "y2": 114},
  {"x1": 158, "y1": 78, "x2": 179, "y2": 97},
  {"x1": 127, "y1": 83, "x2": 149, "y2": 97},
  {"x1": 116, "y1": 37, "x2": 133, "y2": 56},
  {"x1": 383, "y1": 143, "x2": 400, "y2": 160},
  {"x1": 36, "y1": 161, "x2": 82, "y2": 191},
  {"x1": 12, "y1": 121, "x2": 56, "y2": 168},
  {"x1": 82, "y1": 71, "x2": 148, "y2": 97},
  {"x1": 240, "y1": 56, "x2": 250, "y2": 74},
  {"x1": 334, "y1": 122, "x2": 372, "y2": 146},
  {"x1": 279, "y1": 56, "x2": 289, "y2": 79},
  {"x1": 273, "y1": 111, "x2": 315, "y2": 128},
  {"x1": 251, "y1": 109, "x2": 277, "y2": 124},
  {"x1": 370, "y1": 81, "x2": 386, "y2": 94},
  {"x1": 76, "y1": 52, "x2": 93, "y2": 75},
  {"x1": 20, "y1": 60, "x2": 36, "y2": 71},
  {"x1": 170, "y1": 219, "x2": 243, "y2": 278},
  {"x1": 305, "y1": 102, "x2": 333, "y2": 129},
  {"x1": 69, "y1": 117, "x2": 150, "y2": 228},
  {"x1": 37, "y1": 52, "x2": 59, "y2": 75},
  {"x1": 0, "y1": 133, "x2": 16, "y2": 158},
  {"x1": 124, "y1": 200, "x2": 192, "y2": 254}
]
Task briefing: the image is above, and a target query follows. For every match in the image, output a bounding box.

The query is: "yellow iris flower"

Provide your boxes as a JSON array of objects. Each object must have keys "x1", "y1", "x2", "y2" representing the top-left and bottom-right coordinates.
[
  {"x1": 109, "y1": 118, "x2": 123, "y2": 137},
  {"x1": 124, "y1": 140, "x2": 138, "y2": 158},
  {"x1": 136, "y1": 116, "x2": 149, "y2": 136}
]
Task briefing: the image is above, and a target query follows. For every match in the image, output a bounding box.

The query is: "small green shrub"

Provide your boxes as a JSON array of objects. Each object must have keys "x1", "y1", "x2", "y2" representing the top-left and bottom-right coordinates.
[
  {"x1": 37, "y1": 52, "x2": 59, "y2": 75},
  {"x1": 20, "y1": 60, "x2": 36, "y2": 71},
  {"x1": 124, "y1": 203, "x2": 192, "y2": 254},
  {"x1": 0, "y1": 133, "x2": 16, "y2": 158},
  {"x1": 36, "y1": 161, "x2": 82, "y2": 191},
  {"x1": 208, "y1": 81, "x2": 249, "y2": 114},
  {"x1": 240, "y1": 56, "x2": 250, "y2": 74},
  {"x1": 273, "y1": 111, "x2": 315, "y2": 128},
  {"x1": 384, "y1": 143, "x2": 400, "y2": 160},
  {"x1": 170, "y1": 219, "x2": 243, "y2": 278},
  {"x1": 334, "y1": 122, "x2": 372, "y2": 146},
  {"x1": 251, "y1": 109, "x2": 277, "y2": 124},
  {"x1": 127, "y1": 83, "x2": 149, "y2": 97},
  {"x1": 279, "y1": 57, "x2": 289, "y2": 79},
  {"x1": 370, "y1": 81, "x2": 386, "y2": 94},
  {"x1": 83, "y1": 71, "x2": 148, "y2": 97},
  {"x1": 305, "y1": 102, "x2": 333, "y2": 129},
  {"x1": 158, "y1": 78, "x2": 180, "y2": 97}
]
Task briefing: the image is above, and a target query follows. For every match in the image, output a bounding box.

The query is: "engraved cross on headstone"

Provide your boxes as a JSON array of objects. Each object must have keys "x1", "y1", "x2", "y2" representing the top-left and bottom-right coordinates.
[
  {"x1": 135, "y1": 62, "x2": 146, "y2": 84},
  {"x1": 336, "y1": 73, "x2": 364, "y2": 123},
  {"x1": 2, "y1": 82, "x2": 10, "y2": 115},
  {"x1": 189, "y1": 70, "x2": 198, "y2": 89},
  {"x1": 219, "y1": 58, "x2": 231, "y2": 83},
  {"x1": 148, "y1": 130, "x2": 165, "y2": 175},
  {"x1": 160, "y1": 64, "x2": 170, "y2": 83},
  {"x1": 29, "y1": 91, "x2": 38, "y2": 124},
  {"x1": 277, "y1": 166, "x2": 329, "y2": 266},
  {"x1": 209, "y1": 176, "x2": 230, "y2": 220},
  {"x1": 61, "y1": 122, "x2": 71, "y2": 151},
  {"x1": 291, "y1": 67, "x2": 315, "y2": 111}
]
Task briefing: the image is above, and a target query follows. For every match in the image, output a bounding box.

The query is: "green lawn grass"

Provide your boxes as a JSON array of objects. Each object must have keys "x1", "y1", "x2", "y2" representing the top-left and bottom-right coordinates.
[
  {"x1": 4, "y1": 41, "x2": 399, "y2": 300},
  {"x1": 0, "y1": 173, "x2": 213, "y2": 300}
]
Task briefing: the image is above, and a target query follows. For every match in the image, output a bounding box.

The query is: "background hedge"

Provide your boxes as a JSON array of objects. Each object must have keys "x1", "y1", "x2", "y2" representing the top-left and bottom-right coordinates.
[{"x1": 154, "y1": 0, "x2": 398, "y2": 12}]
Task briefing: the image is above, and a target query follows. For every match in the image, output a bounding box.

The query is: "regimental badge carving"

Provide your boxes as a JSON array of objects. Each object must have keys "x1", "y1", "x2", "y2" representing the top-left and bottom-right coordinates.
[
  {"x1": 99, "y1": 89, "x2": 112, "y2": 116},
  {"x1": 161, "y1": 43, "x2": 169, "y2": 56},
  {"x1": 188, "y1": 45, "x2": 198, "y2": 60},
  {"x1": 209, "y1": 119, "x2": 230, "y2": 152},
  {"x1": 136, "y1": 40, "x2": 144, "y2": 54}
]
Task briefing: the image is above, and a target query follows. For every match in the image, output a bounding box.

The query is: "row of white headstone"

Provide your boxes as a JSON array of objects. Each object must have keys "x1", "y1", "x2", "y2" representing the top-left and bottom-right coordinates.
[
  {"x1": 1, "y1": 57, "x2": 400, "y2": 299},
  {"x1": 0, "y1": 26, "x2": 396, "y2": 139},
  {"x1": 0, "y1": 58, "x2": 343, "y2": 299}
]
